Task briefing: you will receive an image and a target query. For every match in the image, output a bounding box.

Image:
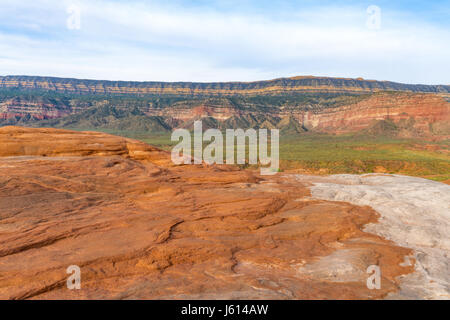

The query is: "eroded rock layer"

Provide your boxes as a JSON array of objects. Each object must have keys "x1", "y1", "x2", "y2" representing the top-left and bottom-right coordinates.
[
  {"x1": 1, "y1": 75, "x2": 448, "y2": 96},
  {"x1": 0, "y1": 127, "x2": 416, "y2": 299},
  {"x1": 302, "y1": 93, "x2": 450, "y2": 135},
  {"x1": 1, "y1": 90, "x2": 449, "y2": 138}
]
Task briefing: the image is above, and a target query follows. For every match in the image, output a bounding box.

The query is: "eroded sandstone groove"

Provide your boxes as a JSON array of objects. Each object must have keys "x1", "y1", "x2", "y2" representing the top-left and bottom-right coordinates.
[{"x1": 0, "y1": 127, "x2": 416, "y2": 299}]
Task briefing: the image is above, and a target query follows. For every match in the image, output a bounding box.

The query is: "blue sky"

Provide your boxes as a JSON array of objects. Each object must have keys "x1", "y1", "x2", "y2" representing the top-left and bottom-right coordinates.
[{"x1": 0, "y1": 0, "x2": 448, "y2": 84}]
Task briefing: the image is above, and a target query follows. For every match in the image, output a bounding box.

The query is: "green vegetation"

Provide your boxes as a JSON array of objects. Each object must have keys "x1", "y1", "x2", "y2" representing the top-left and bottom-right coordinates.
[
  {"x1": 36, "y1": 105, "x2": 171, "y2": 133},
  {"x1": 278, "y1": 134, "x2": 450, "y2": 181},
  {"x1": 1, "y1": 86, "x2": 448, "y2": 182},
  {"x1": 67, "y1": 128, "x2": 449, "y2": 182}
]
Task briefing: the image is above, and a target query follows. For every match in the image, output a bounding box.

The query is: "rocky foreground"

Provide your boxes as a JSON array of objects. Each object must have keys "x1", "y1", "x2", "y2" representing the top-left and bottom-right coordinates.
[{"x1": 0, "y1": 127, "x2": 448, "y2": 299}]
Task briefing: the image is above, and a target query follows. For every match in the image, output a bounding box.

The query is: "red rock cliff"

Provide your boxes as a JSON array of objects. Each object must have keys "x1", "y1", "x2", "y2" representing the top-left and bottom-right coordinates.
[{"x1": 302, "y1": 93, "x2": 450, "y2": 135}]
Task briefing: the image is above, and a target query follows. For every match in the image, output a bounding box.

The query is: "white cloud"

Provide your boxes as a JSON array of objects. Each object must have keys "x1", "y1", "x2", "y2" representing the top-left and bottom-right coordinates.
[{"x1": 0, "y1": 0, "x2": 448, "y2": 84}]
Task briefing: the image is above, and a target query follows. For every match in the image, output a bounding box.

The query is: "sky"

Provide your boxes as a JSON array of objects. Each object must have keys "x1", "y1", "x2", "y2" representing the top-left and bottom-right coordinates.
[{"x1": 0, "y1": 0, "x2": 449, "y2": 84}]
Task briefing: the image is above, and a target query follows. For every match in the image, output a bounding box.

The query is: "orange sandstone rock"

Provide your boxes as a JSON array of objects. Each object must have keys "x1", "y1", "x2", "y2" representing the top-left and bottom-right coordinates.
[{"x1": 0, "y1": 127, "x2": 414, "y2": 299}]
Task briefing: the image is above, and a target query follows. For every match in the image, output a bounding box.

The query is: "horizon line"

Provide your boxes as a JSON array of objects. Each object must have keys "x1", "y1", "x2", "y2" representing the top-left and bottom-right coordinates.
[{"x1": 1, "y1": 74, "x2": 449, "y2": 87}]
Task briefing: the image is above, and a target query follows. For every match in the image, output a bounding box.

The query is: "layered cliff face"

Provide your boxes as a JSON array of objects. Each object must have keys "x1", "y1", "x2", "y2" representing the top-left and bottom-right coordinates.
[
  {"x1": 143, "y1": 93, "x2": 450, "y2": 136},
  {"x1": 302, "y1": 93, "x2": 450, "y2": 136},
  {"x1": 14, "y1": 92, "x2": 447, "y2": 138},
  {"x1": 1, "y1": 75, "x2": 449, "y2": 96},
  {"x1": 0, "y1": 75, "x2": 449, "y2": 137},
  {"x1": 145, "y1": 99, "x2": 242, "y2": 122},
  {"x1": 0, "y1": 97, "x2": 72, "y2": 120}
]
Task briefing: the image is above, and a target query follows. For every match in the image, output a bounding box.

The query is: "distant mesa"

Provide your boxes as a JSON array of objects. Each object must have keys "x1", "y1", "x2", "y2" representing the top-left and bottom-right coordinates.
[
  {"x1": 0, "y1": 75, "x2": 449, "y2": 96},
  {"x1": 0, "y1": 75, "x2": 449, "y2": 138}
]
